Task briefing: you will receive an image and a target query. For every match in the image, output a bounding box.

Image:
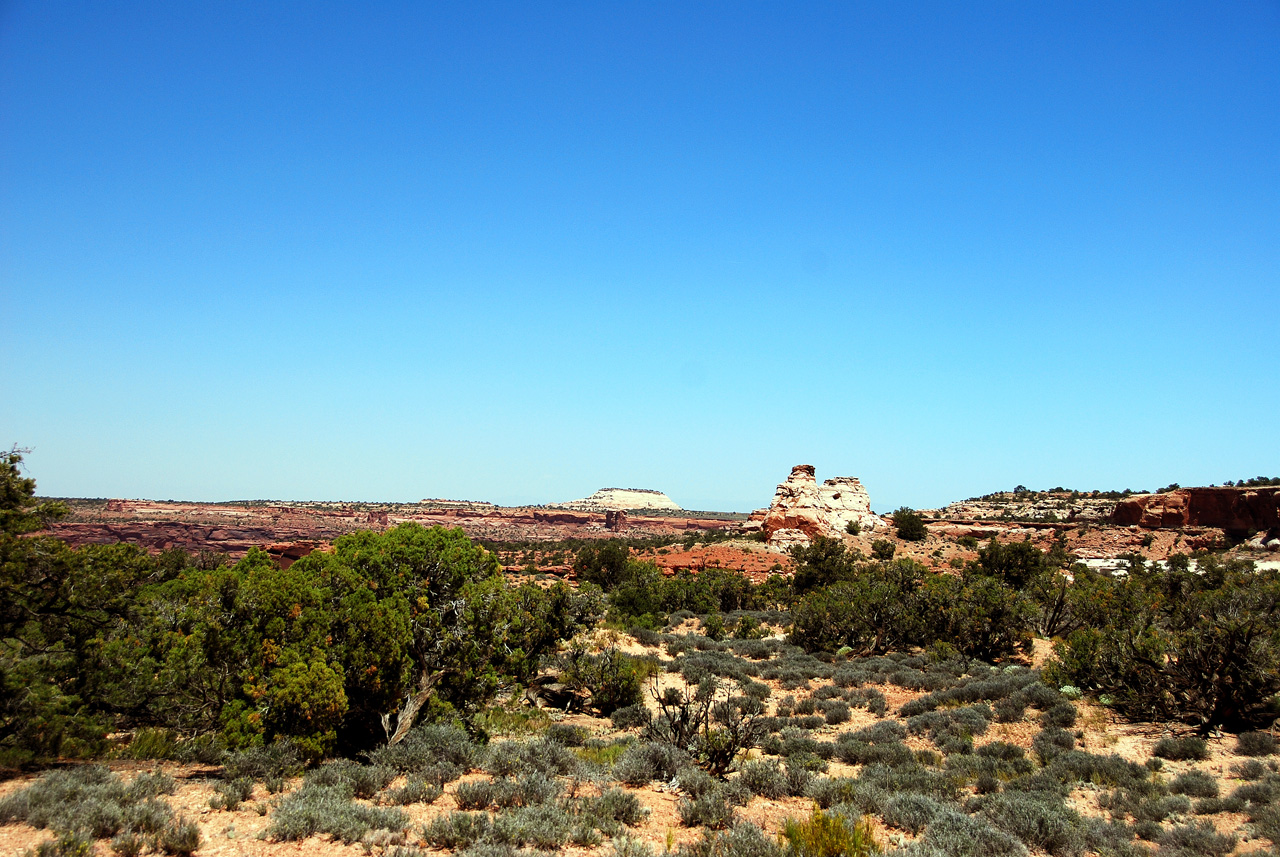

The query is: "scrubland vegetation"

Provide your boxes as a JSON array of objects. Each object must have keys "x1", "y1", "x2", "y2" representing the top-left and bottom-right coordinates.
[{"x1": 3, "y1": 448, "x2": 1280, "y2": 856}]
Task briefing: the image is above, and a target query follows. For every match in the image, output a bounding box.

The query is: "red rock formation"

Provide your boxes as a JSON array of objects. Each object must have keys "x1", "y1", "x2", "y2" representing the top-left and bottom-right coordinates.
[
  {"x1": 762, "y1": 464, "x2": 881, "y2": 548},
  {"x1": 1111, "y1": 487, "x2": 1280, "y2": 536}
]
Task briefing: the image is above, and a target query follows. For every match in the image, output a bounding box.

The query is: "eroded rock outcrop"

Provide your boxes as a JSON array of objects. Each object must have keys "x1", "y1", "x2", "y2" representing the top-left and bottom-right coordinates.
[
  {"x1": 1111, "y1": 487, "x2": 1280, "y2": 538},
  {"x1": 763, "y1": 465, "x2": 881, "y2": 549}
]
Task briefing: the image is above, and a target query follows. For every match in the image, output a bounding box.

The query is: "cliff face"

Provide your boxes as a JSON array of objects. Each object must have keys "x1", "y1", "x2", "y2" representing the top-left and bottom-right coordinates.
[
  {"x1": 762, "y1": 465, "x2": 881, "y2": 549},
  {"x1": 1111, "y1": 487, "x2": 1280, "y2": 536}
]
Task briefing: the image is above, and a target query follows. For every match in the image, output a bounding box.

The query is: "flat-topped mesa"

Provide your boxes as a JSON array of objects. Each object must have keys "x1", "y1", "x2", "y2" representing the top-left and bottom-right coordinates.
[
  {"x1": 553, "y1": 488, "x2": 682, "y2": 513},
  {"x1": 763, "y1": 464, "x2": 882, "y2": 549}
]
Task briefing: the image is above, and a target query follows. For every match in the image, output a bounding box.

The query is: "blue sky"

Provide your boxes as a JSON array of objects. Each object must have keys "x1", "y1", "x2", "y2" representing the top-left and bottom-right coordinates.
[{"x1": 2, "y1": 2, "x2": 1277, "y2": 512}]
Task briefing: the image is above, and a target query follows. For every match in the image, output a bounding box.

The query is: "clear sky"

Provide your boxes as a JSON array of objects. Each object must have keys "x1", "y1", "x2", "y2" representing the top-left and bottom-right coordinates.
[{"x1": 2, "y1": 2, "x2": 1277, "y2": 513}]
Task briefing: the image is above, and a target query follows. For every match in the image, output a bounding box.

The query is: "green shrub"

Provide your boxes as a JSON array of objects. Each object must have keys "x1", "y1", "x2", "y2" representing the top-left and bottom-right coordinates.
[
  {"x1": 779, "y1": 808, "x2": 879, "y2": 857},
  {"x1": 1157, "y1": 820, "x2": 1236, "y2": 857},
  {"x1": 423, "y1": 811, "x2": 492, "y2": 849},
  {"x1": 1169, "y1": 770, "x2": 1219, "y2": 799},
  {"x1": 740, "y1": 760, "x2": 788, "y2": 799},
  {"x1": 120, "y1": 729, "x2": 177, "y2": 760},
  {"x1": 109, "y1": 831, "x2": 145, "y2": 857},
  {"x1": 881, "y1": 793, "x2": 943, "y2": 834},
  {"x1": 612, "y1": 703, "x2": 653, "y2": 730},
  {"x1": 980, "y1": 791, "x2": 1086, "y2": 857},
  {"x1": 615, "y1": 740, "x2": 689, "y2": 785},
  {"x1": 546, "y1": 723, "x2": 589, "y2": 746},
  {"x1": 31, "y1": 831, "x2": 95, "y2": 857},
  {"x1": 485, "y1": 737, "x2": 581, "y2": 778},
  {"x1": 368, "y1": 723, "x2": 478, "y2": 774},
  {"x1": 154, "y1": 817, "x2": 201, "y2": 857},
  {"x1": 209, "y1": 777, "x2": 254, "y2": 811},
  {"x1": 223, "y1": 740, "x2": 303, "y2": 781},
  {"x1": 611, "y1": 835, "x2": 658, "y2": 857},
  {"x1": 1231, "y1": 759, "x2": 1267, "y2": 780},
  {"x1": 489, "y1": 803, "x2": 573, "y2": 849},
  {"x1": 679, "y1": 791, "x2": 735, "y2": 829},
  {"x1": 267, "y1": 783, "x2": 408, "y2": 843},
  {"x1": 1040, "y1": 702, "x2": 1077, "y2": 729},
  {"x1": 908, "y1": 808, "x2": 1026, "y2": 857},
  {"x1": 1236, "y1": 731, "x2": 1278, "y2": 757},
  {"x1": 590, "y1": 787, "x2": 647, "y2": 826},
  {"x1": 306, "y1": 759, "x2": 397, "y2": 798},
  {"x1": 455, "y1": 779, "x2": 498, "y2": 810},
  {"x1": 382, "y1": 779, "x2": 443, "y2": 805},
  {"x1": 1153, "y1": 736, "x2": 1208, "y2": 762},
  {"x1": 1032, "y1": 728, "x2": 1075, "y2": 764},
  {"x1": 892, "y1": 508, "x2": 928, "y2": 542},
  {"x1": 0, "y1": 766, "x2": 174, "y2": 843},
  {"x1": 678, "y1": 822, "x2": 783, "y2": 857}
]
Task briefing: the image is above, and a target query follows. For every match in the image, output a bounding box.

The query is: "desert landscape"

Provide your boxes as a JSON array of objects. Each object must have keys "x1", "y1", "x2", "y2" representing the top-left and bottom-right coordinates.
[{"x1": 3, "y1": 458, "x2": 1280, "y2": 857}]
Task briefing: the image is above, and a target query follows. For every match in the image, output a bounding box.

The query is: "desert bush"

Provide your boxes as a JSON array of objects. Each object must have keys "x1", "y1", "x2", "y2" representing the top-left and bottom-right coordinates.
[
  {"x1": 1236, "y1": 731, "x2": 1279, "y2": 757},
  {"x1": 1153, "y1": 736, "x2": 1208, "y2": 762},
  {"x1": 611, "y1": 835, "x2": 658, "y2": 857},
  {"x1": 546, "y1": 722, "x2": 590, "y2": 746},
  {"x1": 383, "y1": 778, "x2": 443, "y2": 805},
  {"x1": 1157, "y1": 820, "x2": 1236, "y2": 857},
  {"x1": 589, "y1": 787, "x2": 647, "y2": 826},
  {"x1": 423, "y1": 811, "x2": 492, "y2": 849},
  {"x1": 1231, "y1": 758, "x2": 1268, "y2": 780},
  {"x1": 492, "y1": 773, "x2": 561, "y2": 808},
  {"x1": 209, "y1": 777, "x2": 254, "y2": 811},
  {"x1": 1032, "y1": 727, "x2": 1075, "y2": 764},
  {"x1": 678, "y1": 821, "x2": 783, "y2": 857},
  {"x1": 994, "y1": 698, "x2": 1027, "y2": 723},
  {"x1": 455, "y1": 779, "x2": 499, "y2": 810},
  {"x1": 611, "y1": 703, "x2": 653, "y2": 730},
  {"x1": 306, "y1": 758, "x2": 397, "y2": 798},
  {"x1": 154, "y1": 816, "x2": 201, "y2": 856},
  {"x1": 779, "y1": 807, "x2": 879, "y2": 857},
  {"x1": 0, "y1": 765, "x2": 175, "y2": 842},
  {"x1": 489, "y1": 803, "x2": 573, "y2": 848},
  {"x1": 223, "y1": 740, "x2": 303, "y2": 782},
  {"x1": 677, "y1": 765, "x2": 721, "y2": 799},
  {"x1": 368, "y1": 723, "x2": 478, "y2": 774},
  {"x1": 881, "y1": 793, "x2": 944, "y2": 834},
  {"x1": 1169, "y1": 770, "x2": 1219, "y2": 799},
  {"x1": 615, "y1": 740, "x2": 689, "y2": 785},
  {"x1": 836, "y1": 740, "x2": 915, "y2": 767},
  {"x1": 1040, "y1": 702, "x2": 1077, "y2": 729},
  {"x1": 268, "y1": 783, "x2": 407, "y2": 842},
  {"x1": 1229, "y1": 780, "x2": 1277, "y2": 807},
  {"x1": 739, "y1": 760, "x2": 788, "y2": 798},
  {"x1": 1133, "y1": 794, "x2": 1192, "y2": 822},
  {"x1": 845, "y1": 720, "x2": 907, "y2": 745},
  {"x1": 822, "y1": 701, "x2": 851, "y2": 725},
  {"x1": 30, "y1": 830, "x2": 96, "y2": 857},
  {"x1": 486, "y1": 737, "x2": 580, "y2": 778},
  {"x1": 679, "y1": 791, "x2": 735, "y2": 829},
  {"x1": 979, "y1": 790, "x2": 1086, "y2": 857},
  {"x1": 110, "y1": 831, "x2": 145, "y2": 857},
  {"x1": 905, "y1": 807, "x2": 1027, "y2": 857},
  {"x1": 1191, "y1": 796, "x2": 1244, "y2": 815}
]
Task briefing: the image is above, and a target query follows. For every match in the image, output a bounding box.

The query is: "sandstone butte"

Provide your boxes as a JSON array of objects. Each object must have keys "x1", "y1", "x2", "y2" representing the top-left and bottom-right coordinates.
[
  {"x1": 551, "y1": 487, "x2": 682, "y2": 513},
  {"x1": 759, "y1": 464, "x2": 883, "y2": 549}
]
